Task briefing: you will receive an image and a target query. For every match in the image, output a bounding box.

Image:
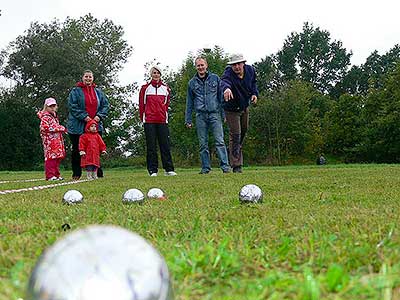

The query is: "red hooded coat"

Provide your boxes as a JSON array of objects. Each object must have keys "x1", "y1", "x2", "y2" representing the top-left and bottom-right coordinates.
[
  {"x1": 37, "y1": 111, "x2": 66, "y2": 160},
  {"x1": 79, "y1": 120, "x2": 106, "y2": 168}
]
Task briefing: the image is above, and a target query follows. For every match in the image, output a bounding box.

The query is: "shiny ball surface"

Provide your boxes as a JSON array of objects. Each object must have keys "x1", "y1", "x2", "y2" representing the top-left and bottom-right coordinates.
[
  {"x1": 27, "y1": 225, "x2": 173, "y2": 300},
  {"x1": 239, "y1": 184, "x2": 263, "y2": 203},
  {"x1": 122, "y1": 188, "x2": 145, "y2": 204},
  {"x1": 147, "y1": 188, "x2": 166, "y2": 200},
  {"x1": 62, "y1": 189, "x2": 83, "y2": 204}
]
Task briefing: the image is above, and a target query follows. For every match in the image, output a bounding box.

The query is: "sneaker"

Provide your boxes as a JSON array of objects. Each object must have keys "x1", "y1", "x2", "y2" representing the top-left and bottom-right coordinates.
[
  {"x1": 165, "y1": 171, "x2": 177, "y2": 176},
  {"x1": 233, "y1": 166, "x2": 242, "y2": 173},
  {"x1": 222, "y1": 168, "x2": 231, "y2": 173},
  {"x1": 48, "y1": 176, "x2": 58, "y2": 181},
  {"x1": 150, "y1": 172, "x2": 158, "y2": 177},
  {"x1": 57, "y1": 177, "x2": 64, "y2": 181}
]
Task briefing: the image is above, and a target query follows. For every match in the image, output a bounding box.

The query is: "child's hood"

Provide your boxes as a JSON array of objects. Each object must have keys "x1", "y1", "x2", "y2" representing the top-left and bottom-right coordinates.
[
  {"x1": 85, "y1": 119, "x2": 98, "y2": 133},
  {"x1": 37, "y1": 110, "x2": 53, "y2": 119}
]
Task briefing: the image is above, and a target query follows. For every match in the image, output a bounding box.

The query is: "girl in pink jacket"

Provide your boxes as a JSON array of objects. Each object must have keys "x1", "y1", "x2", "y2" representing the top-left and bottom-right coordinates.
[{"x1": 37, "y1": 98, "x2": 66, "y2": 180}]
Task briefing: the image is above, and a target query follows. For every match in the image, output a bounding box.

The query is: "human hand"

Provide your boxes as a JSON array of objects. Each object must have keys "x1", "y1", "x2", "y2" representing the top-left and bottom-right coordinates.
[
  {"x1": 185, "y1": 123, "x2": 192, "y2": 129},
  {"x1": 251, "y1": 95, "x2": 258, "y2": 105},
  {"x1": 79, "y1": 151, "x2": 86, "y2": 156},
  {"x1": 84, "y1": 116, "x2": 91, "y2": 122},
  {"x1": 94, "y1": 116, "x2": 100, "y2": 122},
  {"x1": 223, "y1": 89, "x2": 234, "y2": 101},
  {"x1": 101, "y1": 150, "x2": 107, "y2": 155}
]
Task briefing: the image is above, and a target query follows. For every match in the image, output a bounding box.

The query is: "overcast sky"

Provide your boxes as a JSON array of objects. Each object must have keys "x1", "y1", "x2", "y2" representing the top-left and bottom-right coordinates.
[{"x1": 1, "y1": 0, "x2": 399, "y2": 86}]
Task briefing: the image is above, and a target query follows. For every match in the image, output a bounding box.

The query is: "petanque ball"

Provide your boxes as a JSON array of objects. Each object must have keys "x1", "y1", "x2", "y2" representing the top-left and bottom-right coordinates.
[
  {"x1": 239, "y1": 184, "x2": 263, "y2": 204},
  {"x1": 26, "y1": 225, "x2": 173, "y2": 300}
]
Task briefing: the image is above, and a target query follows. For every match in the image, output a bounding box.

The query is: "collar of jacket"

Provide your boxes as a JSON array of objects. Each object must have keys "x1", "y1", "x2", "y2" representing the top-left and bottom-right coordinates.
[
  {"x1": 196, "y1": 71, "x2": 209, "y2": 81},
  {"x1": 76, "y1": 81, "x2": 97, "y2": 88},
  {"x1": 150, "y1": 79, "x2": 163, "y2": 88}
]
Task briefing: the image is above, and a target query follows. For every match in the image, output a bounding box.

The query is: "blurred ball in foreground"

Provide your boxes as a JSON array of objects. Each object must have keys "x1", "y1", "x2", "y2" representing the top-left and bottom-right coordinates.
[
  {"x1": 147, "y1": 188, "x2": 166, "y2": 200},
  {"x1": 122, "y1": 188, "x2": 145, "y2": 204},
  {"x1": 62, "y1": 189, "x2": 83, "y2": 204},
  {"x1": 27, "y1": 225, "x2": 173, "y2": 300},
  {"x1": 239, "y1": 184, "x2": 263, "y2": 203}
]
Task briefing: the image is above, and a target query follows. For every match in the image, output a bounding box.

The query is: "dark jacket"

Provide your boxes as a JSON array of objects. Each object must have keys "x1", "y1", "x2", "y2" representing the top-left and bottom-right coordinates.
[
  {"x1": 67, "y1": 83, "x2": 109, "y2": 135},
  {"x1": 220, "y1": 64, "x2": 258, "y2": 112}
]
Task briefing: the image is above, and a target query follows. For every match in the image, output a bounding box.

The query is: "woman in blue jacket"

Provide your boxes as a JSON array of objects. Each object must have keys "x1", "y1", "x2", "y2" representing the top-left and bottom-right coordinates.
[{"x1": 67, "y1": 70, "x2": 109, "y2": 180}]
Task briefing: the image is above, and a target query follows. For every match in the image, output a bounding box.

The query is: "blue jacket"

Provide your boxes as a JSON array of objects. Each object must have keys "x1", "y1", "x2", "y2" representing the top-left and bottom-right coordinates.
[
  {"x1": 67, "y1": 86, "x2": 109, "y2": 134},
  {"x1": 185, "y1": 72, "x2": 224, "y2": 124},
  {"x1": 220, "y1": 64, "x2": 258, "y2": 112}
]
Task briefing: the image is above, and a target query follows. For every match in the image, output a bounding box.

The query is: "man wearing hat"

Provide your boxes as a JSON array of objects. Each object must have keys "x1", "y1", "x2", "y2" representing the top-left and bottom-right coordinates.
[{"x1": 220, "y1": 53, "x2": 258, "y2": 173}]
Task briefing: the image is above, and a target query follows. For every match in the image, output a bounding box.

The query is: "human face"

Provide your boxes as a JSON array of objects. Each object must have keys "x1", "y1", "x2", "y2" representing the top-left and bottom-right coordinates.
[
  {"x1": 151, "y1": 69, "x2": 161, "y2": 82},
  {"x1": 89, "y1": 123, "x2": 97, "y2": 133},
  {"x1": 82, "y1": 72, "x2": 94, "y2": 86},
  {"x1": 231, "y1": 62, "x2": 245, "y2": 77},
  {"x1": 46, "y1": 104, "x2": 57, "y2": 113},
  {"x1": 195, "y1": 58, "x2": 208, "y2": 77}
]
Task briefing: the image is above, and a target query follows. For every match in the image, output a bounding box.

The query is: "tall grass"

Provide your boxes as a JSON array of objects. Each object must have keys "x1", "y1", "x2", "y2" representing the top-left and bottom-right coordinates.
[{"x1": 1, "y1": 164, "x2": 400, "y2": 299}]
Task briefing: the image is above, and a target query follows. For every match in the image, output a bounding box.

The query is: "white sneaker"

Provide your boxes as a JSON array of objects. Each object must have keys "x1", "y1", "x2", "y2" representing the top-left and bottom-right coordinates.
[
  {"x1": 150, "y1": 173, "x2": 158, "y2": 177},
  {"x1": 165, "y1": 171, "x2": 177, "y2": 176},
  {"x1": 48, "y1": 176, "x2": 58, "y2": 181}
]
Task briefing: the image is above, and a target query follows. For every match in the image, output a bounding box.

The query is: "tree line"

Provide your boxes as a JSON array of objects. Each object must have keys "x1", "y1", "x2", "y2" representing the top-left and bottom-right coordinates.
[{"x1": 0, "y1": 16, "x2": 399, "y2": 170}]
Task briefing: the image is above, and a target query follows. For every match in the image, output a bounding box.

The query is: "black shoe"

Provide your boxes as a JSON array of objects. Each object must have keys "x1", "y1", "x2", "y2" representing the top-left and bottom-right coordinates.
[
  {"x1": 233, "y1": 166, "x2": 242, "y2": 173},
  {"x1": 97, "y1": 167, "x2": 104, "y2": 178},
  {"x1": 222, "y1": 168, "x2": 231, "y2": 173},
  {"x1": 199, "y1": 170, "x2": 210, "y2": 174}
]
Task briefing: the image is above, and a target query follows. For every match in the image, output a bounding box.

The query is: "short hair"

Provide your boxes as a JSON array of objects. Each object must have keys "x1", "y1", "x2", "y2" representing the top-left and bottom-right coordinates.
[
  {"x1": 83, "y1": 69, "x2": 93, "y2": 75},
  {"x1": 194, "y1": 56, "x2": 207, "y2": 65}
]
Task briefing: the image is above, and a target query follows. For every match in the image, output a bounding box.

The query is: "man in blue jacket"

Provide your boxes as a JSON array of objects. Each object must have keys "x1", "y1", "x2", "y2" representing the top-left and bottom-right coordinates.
[
  {"x1": 185, "y1": 57, "x2": 230, "y2": 174},
  {"x1": 220, "y1": 54, "x2": 258, "y2": 173}
]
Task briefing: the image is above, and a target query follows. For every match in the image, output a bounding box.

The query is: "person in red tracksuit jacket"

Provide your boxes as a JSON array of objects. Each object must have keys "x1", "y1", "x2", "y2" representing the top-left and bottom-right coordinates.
[
  {"x1": 139, "y1": 66, "x2": 177, "y2": 177},
  {"x1": 79, "y1": 119, "x2": 107, "y2": 180}
]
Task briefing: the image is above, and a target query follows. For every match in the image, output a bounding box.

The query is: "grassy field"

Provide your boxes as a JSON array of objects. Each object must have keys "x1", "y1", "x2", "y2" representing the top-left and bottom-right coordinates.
[{"x1": 1, "y1": 164, "x2": 400, "y2": 300}]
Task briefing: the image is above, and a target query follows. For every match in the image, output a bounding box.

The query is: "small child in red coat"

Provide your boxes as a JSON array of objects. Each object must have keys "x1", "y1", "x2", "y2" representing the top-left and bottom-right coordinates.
[
  {"x1": 37, "y1": 98, "x2": 67, "y2": 181},
  {"x1": 79, "y1": 120, "x2": 107, "y2": 180}
]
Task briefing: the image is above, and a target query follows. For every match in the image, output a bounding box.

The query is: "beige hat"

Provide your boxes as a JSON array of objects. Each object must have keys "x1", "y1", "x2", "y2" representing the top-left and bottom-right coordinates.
[
  {"x1": 228, "y1": 53, "x2": 246, "y2": 65},
  {"x1": 150, "y1": 66, "x2": 162, "y2": 76}
]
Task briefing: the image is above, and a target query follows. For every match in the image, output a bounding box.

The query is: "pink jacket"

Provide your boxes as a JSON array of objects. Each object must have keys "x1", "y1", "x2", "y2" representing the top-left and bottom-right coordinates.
[{"x1": 37, "y1": 111, "x2": 66, "y2": 160}]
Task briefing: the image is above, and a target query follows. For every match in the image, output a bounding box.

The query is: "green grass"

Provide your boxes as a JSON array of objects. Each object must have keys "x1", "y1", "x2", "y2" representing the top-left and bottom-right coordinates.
[{"x1": 1, "y1": 164, "x2": 400, "y2": 300}]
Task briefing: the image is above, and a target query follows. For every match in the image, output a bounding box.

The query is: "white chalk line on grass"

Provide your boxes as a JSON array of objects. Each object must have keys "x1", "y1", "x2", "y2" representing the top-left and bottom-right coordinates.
[
  {"x1": 0, "y1": 179, "x2": 91, "y2": 195},
  {"x1": 0, "y1": 178, "x2": 46, "y2": 184}
]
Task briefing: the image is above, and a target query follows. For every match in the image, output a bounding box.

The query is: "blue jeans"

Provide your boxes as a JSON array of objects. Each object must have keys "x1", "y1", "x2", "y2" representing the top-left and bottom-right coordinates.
[{"x1": 196, "y1": 112, "x2": 229, "y2": 172}]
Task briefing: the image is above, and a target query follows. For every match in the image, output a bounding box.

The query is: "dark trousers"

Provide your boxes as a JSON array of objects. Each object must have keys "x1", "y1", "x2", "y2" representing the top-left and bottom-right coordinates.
[
  {"x1": 224, "y1": 108, "x2": 249, "y2": 168},
  {"x1": 69, "y1": 133, "x2": 103, "y2": 178},
  {"x1": 144, "y1": 123, "x2": 174, "y2": 174}
]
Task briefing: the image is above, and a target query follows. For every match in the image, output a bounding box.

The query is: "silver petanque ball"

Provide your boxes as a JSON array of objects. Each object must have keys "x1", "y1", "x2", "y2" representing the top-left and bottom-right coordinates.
[
  {"x1": 239, "y1": 184, "x2": 263, "y2": 204},
  {"x1": 147, "y1": 188, "x2": 166, "y2": 200},
  {"x1": 26, "y1": 225, "x2": 173, "y2": 300},
  {"x1": 122, "y1": 188, "x2": 145, "y2": 204},
  {"x1": 62, "y1": 190, "x2": 83, "y2": 204}
]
